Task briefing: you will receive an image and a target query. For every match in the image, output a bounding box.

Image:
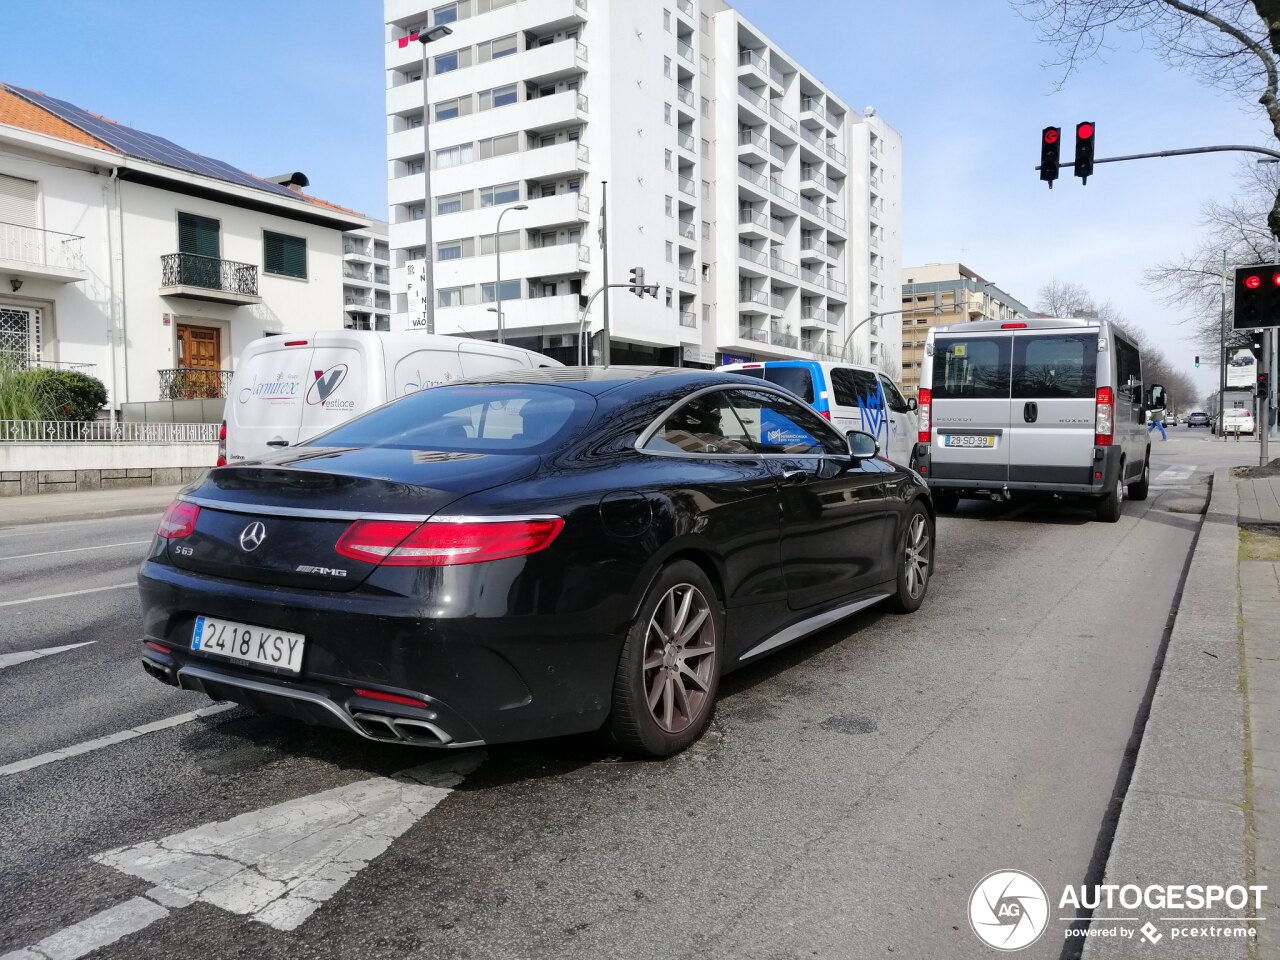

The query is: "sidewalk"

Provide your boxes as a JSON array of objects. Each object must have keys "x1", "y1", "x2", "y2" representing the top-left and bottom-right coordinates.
[
  {"x1": 1086, "y1": 472, "x2": 1280, "y2": 958},
  {"x1": 0, "y1": 484, "x2": 182, "y2": 526}
]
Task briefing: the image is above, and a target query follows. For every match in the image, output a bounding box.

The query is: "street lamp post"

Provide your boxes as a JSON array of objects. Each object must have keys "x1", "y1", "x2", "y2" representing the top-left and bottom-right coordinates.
[
  {"x1": 493, "y1": 203, "x2": 528, "y2": 344},
  {"x1": 417, "y1": 24, "x2": 453, "y2": 334}
]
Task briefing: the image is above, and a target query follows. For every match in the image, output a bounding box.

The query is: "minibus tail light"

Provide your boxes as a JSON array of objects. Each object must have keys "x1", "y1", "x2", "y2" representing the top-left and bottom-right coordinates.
[
  {"x1": 917, "y1": 388, "x2": 932, "y2": 443},
  {"x1": 1095, "y1": 386, "x2": 1114, "y2": 446}
]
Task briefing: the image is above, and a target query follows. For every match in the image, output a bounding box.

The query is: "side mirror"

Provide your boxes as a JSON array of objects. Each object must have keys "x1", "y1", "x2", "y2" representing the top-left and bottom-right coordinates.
[
  {"x1": 1147, "y1": 384, "x2": 1166, "y2": 409},
  {"x1": 847, "y1": 430, "x2": 879, "y2": 459},
  {"x1": 906, "y1": 396, "x2": 918, "y2": 412}
]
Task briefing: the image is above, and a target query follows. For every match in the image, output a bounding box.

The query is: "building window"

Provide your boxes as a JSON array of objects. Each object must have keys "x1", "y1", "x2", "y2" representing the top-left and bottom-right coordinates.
[
  {"x1": 434, "y1": 50, "x2": 459, "y2": 74},
  {"x1": 408, "y1": 203, "x2": 426, "y2": 220},
  {"x1": 433, "y1": 2, "x2": 458, "y2": 25},
  {"x1": 436, "y1": 241, "x2": 464, "y2": 261},
  {"x1": 664, "y1": 9, "x2": 671, "y2": 31},
  {"x1": 664, "y1": 56, "x2": 672, "y2": 78},
  {"x1": 263, "y1": 231, "x2": 307, "y2": 279},
  {"x1": 406, "y1": 246, "x2": 426, "y2": 262},
  {"x1": 665, "y1": 195, "x2": 673, "y2": 216},
  {"x1": 177, "y1": 211, "x2": 220, "y2": 257},
  {"x1": 434, "y1": 144, "x2": 473, "y2": 168},
  {"x1": 408, "y1": 113, "x2": 424, "y2": 129},
  {"x1": 480, "y1": 182, "x2": 520, "y2": 206},
  {"x1": 407, "y1": 157, "x2": 426, "y2": 175},
  {"x1": 479, "y1": 34, "x2": 518, "y2": 61},
  {"x1": 665, "y1": 241, "x2": 673, "y2": 262},
  {"x1": 435, "y1": 97, "x2": 465, "y2": 120},
  {"x1": 481, "y1": 280, "x2": 522, "y2": 302},
  {"x1": 568, "y1": 178, "x2": 581, "y2": 193},
  {"x1": 665, "y1": 149, "x2": 673, "y2": 171},
  {"x1": 436, "y1": 193, "x2": 464, "y2": 215},
  {"x1": 665, "y1": 288, "x2": 673, "y2": 307},
  {"x1": 664, "y1": 103, "x2": 672, "y2": 124},
  {"x1": 477, "y1": 134, "x2": 518, "y2": 159},
  {"x1": 480, "y1": 231, "x2": 519, "y2": 255},
  {"x1": 438, "y1": 285, "x2": 467, "y2": 307},
  {"x1": 701, "y1": 96, "x2": 710, "y2": 118},
  {"x1": 481, "y1": 83, "x2": 518, "y2": 109},
  {"x1": 701, "y1": 220, "x2": 710, "y2": 240}
]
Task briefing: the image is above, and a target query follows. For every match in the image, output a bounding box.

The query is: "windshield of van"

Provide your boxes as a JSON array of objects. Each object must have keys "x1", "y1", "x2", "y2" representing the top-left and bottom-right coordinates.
[
  {"x1": 305, "y1": 384, "x2": 594, "y2": 453},
  {"x1": 1012, "y1": 333, "x2": 1098, "y2": 399},
  {"x1": 729, "y1": 367, "x2": 815, "y2": 403}
]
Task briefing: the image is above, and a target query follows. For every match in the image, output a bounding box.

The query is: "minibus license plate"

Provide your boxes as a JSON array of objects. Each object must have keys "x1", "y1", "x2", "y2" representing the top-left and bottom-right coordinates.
[{"x1": 943, "y1": 434, "x2": 995, "y2": 448}]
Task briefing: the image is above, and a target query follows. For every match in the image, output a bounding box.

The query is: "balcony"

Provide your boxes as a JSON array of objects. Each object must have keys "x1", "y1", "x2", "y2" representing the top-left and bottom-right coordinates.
[
  {"x1": 678, "y1": 130, "x2": 696, "y2": 152},
  {"x1": 678, "y1": 266, "x2": 697, "y2": 285},
  {"x1": 870, "y1": 140, "x2": 882, "y2": 158},
  {"x1": 343, "y1": 241, "x2": 370, "y2": 257},
  {"x1": 869, "y1": 231, "x2": 881, "y2": 251},
  {"x1": 768, "y1": 179, "x2": 798, "y2": 206},
  {"x1": 801, "y1": 236, "x2": 828, "y2": 257},
  {"x1": 800, "y1": 97, "x2": 837, "y2": 128},
  {"x1": 738, "y1": 243, "x2": 769, "y2": 269},
  {"x1": 827, "y1": 142, "x2": 847, "y2": 167},
  {"x1": 801, "y1": 338, "x2": 828, "y2": 355},
  {"x1": 827, "y1": 210, "x2": 848, "y2": 233},
  {"x1": 158, "y1": 367, "x2": 233, "y2": 401},
  {"x1": 769, "y1": 102, "x2": 797, "y2": 134},
  {"x1": 678, "y1": 219, "x2": 696, "y2": 241},
  {"x1": 737, "y1": 82, "x2": 768, "y2": 115},
  {"x1": 739, "y1": 324, "x2": 769, "y2": 343},
  {"x1": 772, "y1": 332, "x2": 799, "y2": 350},
  {"x1": 739, "y1": 288, "x2": 771, "y2": 310},
  {"x1": 345, "y1": 295, "x2": 374, "y2": 310},
  {"x1": 802, "y1": 305, "x2": 827, "y2": 323},
  {"x1": 344, "y1": 265, "x2": 371, "y2": 281},
  {"x1": 770, "y1": 216, "x2": 787, "y2": 237},
  {"x1": 738, "y1": 208, "x2": 769, "y2": 240},
  {"x1": 800, "y1": 167, "x2": 828, "y2": 191},
  {"x1": 159, "y1": 253, "x2": 260, "y2": 305},
  {"x1": 801, "y1": 267, "x2": 826, "y2": 288},
  {"x1": 827, "y1": 277, "x2": 848, "y2": 295},
  {"x1": 677, "y1": 85, "x2": 695, "y2": 108},
  {"x1": 677, "y1": 175, "x2": 696, "y2": 196},
  {"x1": 679, "y1": 310, "x2": 698, "y2": 328},
  {"x1": 770, "y1": 254, "x2": 799, "y2": 278},
  {"x1": 0, "y1": 222, "x2": 86, "y2": 284},
  {"x1": 676, "y1": 39, "x2": 694, "y2": 63},
  {"x1": 799, "y1": 196, "x2": 825, "y2": 221},
  {"x1": 770, "y1": 292, "x2": 787, "y2": 311}
]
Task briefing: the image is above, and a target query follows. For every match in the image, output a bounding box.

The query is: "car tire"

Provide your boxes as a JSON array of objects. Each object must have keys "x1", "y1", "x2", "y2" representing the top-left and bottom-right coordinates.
[
  {"x1": 1127, "y1": 453, "x2": 1150, "y2": 502},
  {"x1": 888, "y1": 504, "x2": 934, "y2": 614},
  {"x1": 1096, "y1": 468, "x2": 1123, "y2": 523},
  {"x1": 931, "y1": 490, "x2": 959, "y2": 514},
  {"x1": 607, "y1": 560, "x2": 722, "y2": 759}
]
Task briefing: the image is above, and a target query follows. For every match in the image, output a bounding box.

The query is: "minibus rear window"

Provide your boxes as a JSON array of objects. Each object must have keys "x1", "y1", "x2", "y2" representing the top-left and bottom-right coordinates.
[
  {"x1": 732, "y1": 367, "x2": 815, "y2": 403},
  {"x1": 1011, "y1": 334, "x2": 1098, "y2": 399},
  {"x1": 931, "y1": 336, "x2": 1012, "y2": 399}
]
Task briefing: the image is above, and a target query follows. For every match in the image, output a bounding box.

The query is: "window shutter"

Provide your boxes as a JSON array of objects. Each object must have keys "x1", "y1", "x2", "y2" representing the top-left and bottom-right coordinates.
[
  {"x1": 0, "y1": 174, "x2": 39, "y2": 228},
  {"x1": 264, "y1": 231, "x2": 306, "y2": 278},
  {"x1": 178, "y1": 213, "x2": 220, "y2": 257}
]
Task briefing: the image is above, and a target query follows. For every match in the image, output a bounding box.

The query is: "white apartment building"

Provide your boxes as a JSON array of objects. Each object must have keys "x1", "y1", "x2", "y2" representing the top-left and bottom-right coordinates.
[
  {"x1": 342, "y1": 220, "x2": 393, "y2": 331},
  {"x1": 0, "y1": 83, "x2": 368, "y2": 410},
  {"x1": 383, "y1": 0, "x2": 901, "y2": 372}
]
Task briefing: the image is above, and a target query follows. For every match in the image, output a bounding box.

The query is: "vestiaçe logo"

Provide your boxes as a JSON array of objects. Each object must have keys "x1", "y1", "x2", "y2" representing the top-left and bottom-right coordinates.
[
  {"x1": 305, "y1": 364, "x2": 350, "y2": 407},
  {"x1": 969, "y1": 870, "x2": 1049, "y2": 951}
]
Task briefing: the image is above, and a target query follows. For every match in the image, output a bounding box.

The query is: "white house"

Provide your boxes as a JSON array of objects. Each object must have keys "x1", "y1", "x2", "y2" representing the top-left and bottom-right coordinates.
[{"x1": 0, "y1": 83, "x2": 370, "y2": 411}]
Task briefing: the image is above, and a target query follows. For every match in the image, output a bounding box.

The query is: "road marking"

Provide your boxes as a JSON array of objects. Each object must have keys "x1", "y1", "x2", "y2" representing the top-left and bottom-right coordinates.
[
  {"x1": 0, "y1": 641, "x2": 95, "y2": 671},
  {"x1": 0, "y1": 703, "x2": 237, "y2": 777},
  {"x1": 0, "y1": 540, "x2": 150, "y2": 561},
  {"x1": 1, "y1": 755, "x2": 485, "y2": 958},
  {"x1": 0, "y1": 583, "x2": 134, "y2": 608},
  {"x1": 1153, "y1": 464, "x2": 1196, "y2": 486}
]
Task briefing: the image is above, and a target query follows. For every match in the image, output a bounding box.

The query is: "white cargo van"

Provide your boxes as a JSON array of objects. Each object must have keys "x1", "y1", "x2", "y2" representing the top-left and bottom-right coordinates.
[{"x1": 221, "y1": 331, "x2": 561, "y2": 464}]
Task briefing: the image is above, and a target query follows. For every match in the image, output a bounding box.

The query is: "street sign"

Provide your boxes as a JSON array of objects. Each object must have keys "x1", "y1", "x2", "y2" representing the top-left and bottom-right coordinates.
[{"x1": 404, "y1": 259, "x2": 432, "y2": 333}]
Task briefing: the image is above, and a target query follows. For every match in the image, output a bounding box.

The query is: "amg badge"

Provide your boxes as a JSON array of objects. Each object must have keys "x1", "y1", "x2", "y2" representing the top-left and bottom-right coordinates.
[{"x1": 296, "y1": 565, "x2": 348, "y2": 577}]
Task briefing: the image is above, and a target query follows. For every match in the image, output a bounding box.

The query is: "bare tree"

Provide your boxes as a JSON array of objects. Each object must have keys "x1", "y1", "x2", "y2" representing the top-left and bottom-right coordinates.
[
  {"x1": 1036, "y1": 278, "x2": 1123, "y2": 319},
  {"x1": 1014, "y1": 0, "x2": 1280, "y2": 235}
]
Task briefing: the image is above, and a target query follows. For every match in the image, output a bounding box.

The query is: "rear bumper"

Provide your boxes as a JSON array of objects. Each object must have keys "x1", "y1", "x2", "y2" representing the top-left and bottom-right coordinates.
[
  {"x1": 138, "y1": 559, "x2": 623, "y2": 747},
  {"x1": 918, "y1": 444, "x2": 1124, "y2": 496}
]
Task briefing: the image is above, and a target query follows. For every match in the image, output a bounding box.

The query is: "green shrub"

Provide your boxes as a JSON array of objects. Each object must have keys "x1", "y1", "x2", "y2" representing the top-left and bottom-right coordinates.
[{"x1": 0, "y1": 367, "x2": 107, "y2": 421}]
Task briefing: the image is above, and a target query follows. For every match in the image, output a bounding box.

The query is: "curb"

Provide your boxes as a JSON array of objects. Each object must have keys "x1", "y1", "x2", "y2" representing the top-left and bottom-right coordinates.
[
  {"x1": 0, "y1": 488, "x2": 182, "y2": 528},
  {"x1": 1083, "y1": 470, "x2": 1246, "y2": 958}
]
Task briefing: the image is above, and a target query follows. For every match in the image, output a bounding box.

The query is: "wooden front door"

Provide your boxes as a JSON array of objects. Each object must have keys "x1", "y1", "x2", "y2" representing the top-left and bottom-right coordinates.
[{"x1": 175, "y1": 324, "x2": 222, "y2": 398}]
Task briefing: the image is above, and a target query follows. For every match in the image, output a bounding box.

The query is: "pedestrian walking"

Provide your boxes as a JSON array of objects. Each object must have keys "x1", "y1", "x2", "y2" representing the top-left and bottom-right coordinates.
[{"x1": 1147, "y1": 406, "x2": 1167, "y2": 441}]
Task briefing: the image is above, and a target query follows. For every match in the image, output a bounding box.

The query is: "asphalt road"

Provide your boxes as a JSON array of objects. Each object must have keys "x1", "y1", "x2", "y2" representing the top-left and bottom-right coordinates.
[{"x1": 0, "y1": 433, "x2": 1253, "y2": 960}]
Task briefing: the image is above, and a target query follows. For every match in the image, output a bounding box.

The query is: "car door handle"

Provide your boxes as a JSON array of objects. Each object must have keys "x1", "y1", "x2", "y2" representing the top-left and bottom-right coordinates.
[
  {"x1": 781, "y1": 468, "x2": 809, "y2": 483},
  {"x1": 1023, "y1": 402, "x2": 1038, "y2": 423},
  {"x1": 266, "y1": 440, "x2": 289, "y2": 448}
]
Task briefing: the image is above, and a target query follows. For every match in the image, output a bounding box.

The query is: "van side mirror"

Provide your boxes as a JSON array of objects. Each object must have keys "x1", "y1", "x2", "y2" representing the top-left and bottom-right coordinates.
[
  {"x1": 906, "y1": 396, "x2": 918, "y2": 412},
  {"x1": 1147, "y1": 384, "x2": 1166, "y2": 409},
  {"x1": 847, "y1": 430, "x2": 879, "y2": 459}
]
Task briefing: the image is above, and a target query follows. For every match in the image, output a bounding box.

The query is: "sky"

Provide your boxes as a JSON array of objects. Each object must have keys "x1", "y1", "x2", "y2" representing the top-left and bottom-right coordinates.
[{"x1": 4, "y1": 0, "x2": 1269, "y2": 403}]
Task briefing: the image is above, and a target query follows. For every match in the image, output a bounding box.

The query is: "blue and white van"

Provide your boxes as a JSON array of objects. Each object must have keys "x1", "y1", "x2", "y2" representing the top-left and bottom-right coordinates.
[{"x1": 716, "y1": 360, "x2": 919, "y2": 465}]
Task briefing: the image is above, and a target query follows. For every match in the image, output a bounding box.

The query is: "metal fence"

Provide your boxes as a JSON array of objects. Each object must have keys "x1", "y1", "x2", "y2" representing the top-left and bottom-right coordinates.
[
  {"x1": 0, "y1": 221, "x2": 84, "y2": 272},
  {"x1": 0, "y1": 420, "x2": 219, "y2": 443},
  {"x1": 0, "y1": 355, "x2": 97, "y2": 375},
  {"x1": 158, "y1": 368, "x2": 233, "y2": 400},
  {"x1": 160, "y1": 253, "x2": 259, "y2": 296}
]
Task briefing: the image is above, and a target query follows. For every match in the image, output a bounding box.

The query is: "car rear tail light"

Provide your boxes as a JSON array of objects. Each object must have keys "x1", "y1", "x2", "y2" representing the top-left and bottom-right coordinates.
[
  {"x1": 1095, "y1": 386, "x2": 1114, "y2": 446},
  {"x1": 157, "y1": 500, "x2": 200, "y2": 539},
  {"x1": 1001, "y1": 322, "x2": 1028, "y2": 329},
  {"x1": 216, "y1": 421, "x2": 227, "y2": 467},
  {"x1": 284, "y1": 339, "x2": 309, "y2": 347},
  {"x1": 354, "y1": 687, "x2": 426, "y2": 708},
  {"x1": 335, "y1": 516, "x2": 565, "y2": 567},
  {"x1": 917, "y1": 388, "x2": 932, "y2": 443}
]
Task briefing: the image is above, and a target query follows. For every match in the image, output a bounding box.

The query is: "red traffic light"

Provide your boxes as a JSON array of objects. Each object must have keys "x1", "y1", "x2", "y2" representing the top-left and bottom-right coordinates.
[
  {"x1": 1245, "y1": 274, "x2": 1262, "y2": 289},
  {"x1": 1271, "y1": 272, "x2": 1280, "y2": 287},
  {"x1": 1043, "y1": 128, "x2": 1059, "y2": 144},
  {"x1": 1076, "y1": 121, "x2": 1094, "y2": 140}
]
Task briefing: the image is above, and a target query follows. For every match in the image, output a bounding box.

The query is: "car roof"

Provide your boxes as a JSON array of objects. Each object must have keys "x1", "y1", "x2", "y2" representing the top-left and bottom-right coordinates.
[{"x1": 452, "y1": 365, "x2": 756, "y2": 397}]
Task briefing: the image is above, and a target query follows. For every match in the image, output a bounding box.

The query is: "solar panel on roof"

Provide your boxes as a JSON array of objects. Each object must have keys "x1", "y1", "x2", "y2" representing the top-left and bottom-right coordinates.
[{"x1": 7, "y1": 85, "x2": 296, "y2": 199}]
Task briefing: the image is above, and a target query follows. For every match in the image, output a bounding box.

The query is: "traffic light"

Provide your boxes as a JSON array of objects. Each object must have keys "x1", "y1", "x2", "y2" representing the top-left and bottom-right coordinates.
[
  {"x1": 1074, "y1": 122, "x2": 1095, "y2": 183},
  {"x1": 628, "y1": 266, "x2": 645, "y2": 298},
  {"x1": 1260, "y1": 371, "x2": 1271, "y2": 400},
  {"x1": 1250, "y1": 330, "x2": 1265, "y2": 363},
  {"x1": 1040, "y1": 126, "x2": 1060, "y2": 188},
  {"x1": 1233, "y1": 265, "x2": 1280, "y2": 330},
  {"x1": 1194, "y1": 355, "x2": 1200, "y2": 368}
]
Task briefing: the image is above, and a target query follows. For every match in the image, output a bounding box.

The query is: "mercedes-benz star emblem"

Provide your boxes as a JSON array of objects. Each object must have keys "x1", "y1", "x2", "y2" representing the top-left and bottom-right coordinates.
[{"x1": 239, "y1": 521, "x2": 267, "y2": 553}]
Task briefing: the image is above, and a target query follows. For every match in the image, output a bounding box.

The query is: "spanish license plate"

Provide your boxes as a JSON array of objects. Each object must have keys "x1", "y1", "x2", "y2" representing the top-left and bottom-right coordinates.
[
  {"x1": 943, "y1": 434, "x2": 996, "y2": 448},
  {"x1": 191, "y1": 616, "x2": 305, "y2": 674}
]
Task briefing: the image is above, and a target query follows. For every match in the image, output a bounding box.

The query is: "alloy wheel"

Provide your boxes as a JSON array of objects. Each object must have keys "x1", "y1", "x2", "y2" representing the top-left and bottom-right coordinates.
[
  {"x1": 904, "y1": 513, "x2": 931, "y2": 600},
  {"x1": 642, "y1": 583, "x2": 717, "y2": 734}
]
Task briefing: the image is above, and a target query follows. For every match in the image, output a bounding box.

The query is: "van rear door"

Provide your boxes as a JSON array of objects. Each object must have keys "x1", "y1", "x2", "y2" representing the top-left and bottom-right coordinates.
[
  {"x1": 298, "y1": 336, "x2": 376, "y2": 445},
  {"x1": 1007, "y1": 329, "x2": 1098, "y2": 485},
  {"x1": 391, "y1": 344, "x2": 464, "y2": 398},
  {"x1": 929, "y1": 333, "x2": 1013, "y2": 485},
  {"x1": 225, "y1": 338, "x2": 316, "y2": 462}
]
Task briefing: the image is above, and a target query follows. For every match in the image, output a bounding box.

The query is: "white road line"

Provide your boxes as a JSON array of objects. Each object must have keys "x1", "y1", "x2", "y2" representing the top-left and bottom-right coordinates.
[
  {"x1": 0, "y1": 583, "x2": 134, "y2": 608},
  {"x1": 2, "y1": 755, "x2": 484, "y2": 957},
  {"x1": 0, "y1": 540, "x2": 150, "y2": 562},
  {"x1": 0, "y1": 703, "x2": 237, "y2": 777},
  {"x1": 0, "y1": 641, "x2": 95, "y2": 671},
  {"x1": 1153, "y1": 464, "x2": 1196, "y2": 485}
]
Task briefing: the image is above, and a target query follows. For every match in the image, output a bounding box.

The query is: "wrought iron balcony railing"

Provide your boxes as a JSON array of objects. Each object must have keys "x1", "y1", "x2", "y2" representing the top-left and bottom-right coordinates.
[
  {"x1": 161, "y1": 253, "x2": 258, "y2": 296},
  {"x1": 158, "y1": 367, "x2": 234, "y2": 400}
]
